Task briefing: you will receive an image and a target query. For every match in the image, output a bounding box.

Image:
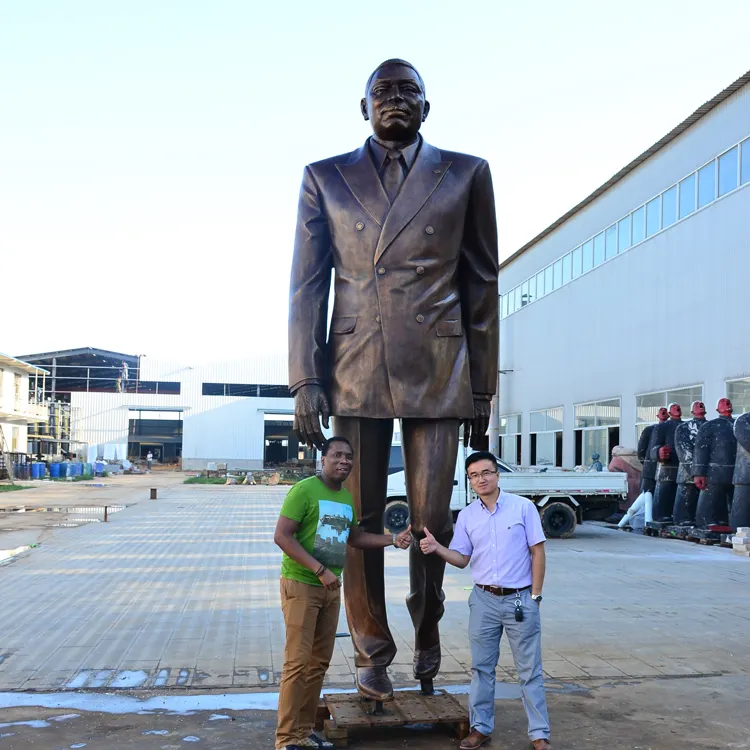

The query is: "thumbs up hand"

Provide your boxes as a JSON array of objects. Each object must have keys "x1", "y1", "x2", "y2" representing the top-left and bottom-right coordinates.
[
  {"x1": 420, "y1": 527, "x2": 439, "y2": 555},
  {"x1": 394, "y1": 524, "x2": 412, "y2": 549}
]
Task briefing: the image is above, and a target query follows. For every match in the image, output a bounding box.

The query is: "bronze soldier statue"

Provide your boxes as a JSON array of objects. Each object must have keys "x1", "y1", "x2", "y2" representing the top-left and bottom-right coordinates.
[{"x1": 288, "y1": 59, "x2": 498, "y2": 700}]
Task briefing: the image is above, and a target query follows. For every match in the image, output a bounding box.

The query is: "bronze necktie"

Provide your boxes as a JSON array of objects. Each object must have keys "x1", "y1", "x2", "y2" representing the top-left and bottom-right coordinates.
[{"x1": 383, "y1": 150, "x2": 406, "y2": 203}]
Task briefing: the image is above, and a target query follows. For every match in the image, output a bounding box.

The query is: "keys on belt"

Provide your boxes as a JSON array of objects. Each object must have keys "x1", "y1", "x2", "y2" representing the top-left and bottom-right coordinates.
[{"x1": 478, "y1": 584, "x2": 531, "y2": 597}]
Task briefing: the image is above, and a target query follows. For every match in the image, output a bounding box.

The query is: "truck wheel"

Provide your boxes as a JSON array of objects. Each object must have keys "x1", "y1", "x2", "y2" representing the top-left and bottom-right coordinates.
[
  {"x1": 384, "y1": 499, "x2": 410, "y2": 534},
  {"x1": 540, "y1": 502, "x2": 577, "y2": 539}
]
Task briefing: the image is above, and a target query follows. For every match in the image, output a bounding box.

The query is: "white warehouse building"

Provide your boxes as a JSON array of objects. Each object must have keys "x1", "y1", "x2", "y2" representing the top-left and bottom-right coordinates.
[
  {"x1": 17, "y1": 348, "x2": 299, "y2": 471},
  {"x1": 496, "y1": 69, "x2": 750, "y2": 470}
]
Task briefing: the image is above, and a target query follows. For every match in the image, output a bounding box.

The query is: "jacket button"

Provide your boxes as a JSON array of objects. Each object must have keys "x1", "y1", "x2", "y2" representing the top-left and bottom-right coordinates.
[
  {"x1": 377, "y1": 267, "x2": 386, "y2": 275},
  {"x1": 416, "y1": 314, "x2": 425, "y2": 323},
  {"x1": 425, "y1": 225, "x2": 435, "y2": 235},
  {"x1": 356, "y1": 221, "x2": 365, "y2": 231},
  {"x1": 375, "y1": 315, "x2": 381, "y2": 323},
  {"x1": 416, "y1": 266, "x2": 425, "y2": 275}
]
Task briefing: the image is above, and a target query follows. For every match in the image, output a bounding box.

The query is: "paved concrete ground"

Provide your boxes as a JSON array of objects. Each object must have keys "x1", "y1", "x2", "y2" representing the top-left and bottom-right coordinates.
[
  {"x1": 2, "y1": 675, "x2": 750, "y2": 748},
  {"x1": 1, "y1": 480, "x2": 750, "y2": 694}
]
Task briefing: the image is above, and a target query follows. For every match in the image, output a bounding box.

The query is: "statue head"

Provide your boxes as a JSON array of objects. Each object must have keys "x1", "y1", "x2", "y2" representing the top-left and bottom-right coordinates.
[
  {"x1": 668, "y1": 402, "x2": 682, "y2": 420},
  {"x1": 691, "y1": 400, "x2": 706, "y2": 419},
  {"x1": 361, "y1": 59, "x2": 430, "y2": 144},
  {"x1": 717, "y1": 397, "x2": 733, "y2": 417},
  {"x1": 657, "y1": 407, "x2": 669, "y2": 422}
]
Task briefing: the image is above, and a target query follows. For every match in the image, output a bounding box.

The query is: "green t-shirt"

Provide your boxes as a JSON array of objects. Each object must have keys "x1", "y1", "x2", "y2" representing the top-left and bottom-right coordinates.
[{"x1": 279, "y1": 476, "x2": 358, "y2": 586}]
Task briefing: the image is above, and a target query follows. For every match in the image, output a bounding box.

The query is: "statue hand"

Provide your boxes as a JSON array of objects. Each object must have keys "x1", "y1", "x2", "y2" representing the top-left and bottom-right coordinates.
[
  {"x1": 658, "y1": 446, "x2": 672, "y2": 461},
  {"x1": 694, "y1": 475, "x2": 707, "y2": 491},
  {"x1": 463, "y1": 397, "x2": 492, "y2": 450},
  {"x1": 293, "y1": 385, "x2": 331, "y2": 449}
]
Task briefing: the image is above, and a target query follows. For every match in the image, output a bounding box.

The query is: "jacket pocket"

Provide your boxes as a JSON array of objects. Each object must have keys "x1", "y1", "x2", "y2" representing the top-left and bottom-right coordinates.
[
  {"x1": 436, "y1": 319, "x2": 462, "y2": 337},
  {"x1": 330, "y1": 316, "x2": 357, "y2": 334}
]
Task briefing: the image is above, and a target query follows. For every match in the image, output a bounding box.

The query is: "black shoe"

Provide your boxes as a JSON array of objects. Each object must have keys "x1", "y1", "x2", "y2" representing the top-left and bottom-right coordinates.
[
  {"x1": 355, "y1": 666, "x2": 393, "y2": 700},
  {"x1": 307, "y1": 733, "x2": 334, "y2": 749}
]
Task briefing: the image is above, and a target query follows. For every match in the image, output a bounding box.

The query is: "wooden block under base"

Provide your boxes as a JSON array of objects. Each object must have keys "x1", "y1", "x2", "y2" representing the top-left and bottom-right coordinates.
[
  {"x1": 323, "y1": 689, "x2": 469, "y2": 746},
  {"x1": 315, "y1": 700, "x2": 331, "y2": 731}
]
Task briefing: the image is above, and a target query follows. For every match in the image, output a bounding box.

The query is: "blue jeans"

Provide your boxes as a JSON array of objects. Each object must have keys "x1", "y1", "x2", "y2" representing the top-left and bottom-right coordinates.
[{"x1": 468, "y1": 585, "x2": 550, "y2": 741}]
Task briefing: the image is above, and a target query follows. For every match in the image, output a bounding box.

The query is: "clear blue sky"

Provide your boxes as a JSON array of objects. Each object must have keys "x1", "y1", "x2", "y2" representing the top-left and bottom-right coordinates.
[{"x1": 2, "y1": 0, "x2": 749, "y2": 362}]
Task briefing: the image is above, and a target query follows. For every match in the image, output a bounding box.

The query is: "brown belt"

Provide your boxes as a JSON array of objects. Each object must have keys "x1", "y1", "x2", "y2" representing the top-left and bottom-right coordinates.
[{"x1": 478, "y1": 584, "x2": 530, "y2": 597}]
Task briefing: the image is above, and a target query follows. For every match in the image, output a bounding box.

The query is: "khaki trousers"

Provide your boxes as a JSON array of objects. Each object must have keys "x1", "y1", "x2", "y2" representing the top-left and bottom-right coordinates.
[{"x1": 276, "y1": 577, "x2": 340, "y2": 749}]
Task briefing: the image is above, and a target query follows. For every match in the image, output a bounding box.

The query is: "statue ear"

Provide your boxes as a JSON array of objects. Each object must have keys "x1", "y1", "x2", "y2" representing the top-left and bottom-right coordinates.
[
  {"x1": 422, "y1": 100, "x2": 431, "y2": 122},
  {"x1": 360, "y1": 98, "x2": 369, "y2": 121}
]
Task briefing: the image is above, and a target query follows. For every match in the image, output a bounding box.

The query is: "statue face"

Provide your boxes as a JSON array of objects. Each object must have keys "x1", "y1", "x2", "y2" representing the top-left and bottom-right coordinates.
[
  {"x1": 691, "y1": 401, "x2": 706, "y2": 418},
  {"x1": 361, "y1": 63, "x2": 430, "y2": 143},
  {"x1": 657, "y1": 407, "x2": 669, "y2": 422},
  {"x1": 668, "y1": 403, "x2": 682, "y2": 419},
  {"x1": 717, "y1": 397, "x2": 733, "y2": 417}
]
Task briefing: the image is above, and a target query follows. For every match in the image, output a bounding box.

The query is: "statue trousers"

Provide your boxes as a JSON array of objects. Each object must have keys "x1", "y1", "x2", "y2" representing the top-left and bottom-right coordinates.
[{"x1": 334, "y1": 416, "x2": 458, "y2": 667}]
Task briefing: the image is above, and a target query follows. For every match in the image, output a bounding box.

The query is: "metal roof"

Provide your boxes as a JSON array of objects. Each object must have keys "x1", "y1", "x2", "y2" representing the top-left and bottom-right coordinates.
[
  {"x1": 15, "y1": 347, "x2": 139, "y2": 364},
  {"x1": 0, "y1": 352, "x2": 49, "y2": 376},
  {"x1": 500, "y1": 67, "x2": 750, "y2": 271}
]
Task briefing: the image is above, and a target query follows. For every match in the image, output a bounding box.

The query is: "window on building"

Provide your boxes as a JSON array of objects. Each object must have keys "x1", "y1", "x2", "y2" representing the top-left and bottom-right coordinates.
[
  {"x1": 574, "y1": 398, "x2": 620, "y2": 467},
  {"x1": 521, "y1": 280, "x2": 530, "y2": 307},
  {"x1": 727, "y1": 378, "x2": 750, "y2": 415},
  {"x1": 662, "y1": 185, "x2": 677, "y2": 228},
  {"x1": 201, "y1": 383, "x2": 290, "y2": 398},
  {"x1": 634, "y1": 385, "x2": 703, "y2": 442},
  {"x1": 593, "y1": 232, "x2": 605, "y2": 267},
  {"x1": 718, "y1": 146, "x2": 738, "y2": 197},
  {"x1": 562, "y1": 252, "x2": 572, "y2": 284},
  {"x1": 553, "y1": 259, "x2": 562, "y2": 289},
  {"x1": 529, "y1": 407, "x2": 563, "y2": 467},
  {"x1": 527, "y1": 275, "x2": 536, "y2": 304},
  {"x1": 631, "y1": 206, "x2": 645, "y2": 244},
  {"x1": 605, "y1": 224, "x2": 617, "y2": 260},
  {"x1": 501, "y1": 294, "x2": 508, "y2": 319},
  {"x1": 617, "y1": 217, "x2": 631, "y2": 252},
  {"x1": 571, "y1": 246, "x2": 582, "y2": 279},
  {"x1": 697, "y1": 162, "x2": 716, "y2": 208},
  {"x1": 544, "y1": 265, "x2": 553, "y2": 295},
  {"x1": 646, "y1": 196, "x2": 661, "y2": 237},
  {"x1": 679, "y1": 173, "x2": 696, "y2": 218},
  {"x1": 499, "y1": 414, "x2": 522, "y2": 466},
  {"x1": 536, "y1": 269, "x2": 546, "y2": 299},
  {"x1": 742, "y1": 139, "x2": 750, "y2": 186},
  {"x1": 582, "y1": 239, "x2": 594, "y2": 273},
  {"x1": 514, "y1": 286, "x2": 522, "y2": 312},
  {"x1": 133, "y1": 381, "x2": 181, "y2": 395}
]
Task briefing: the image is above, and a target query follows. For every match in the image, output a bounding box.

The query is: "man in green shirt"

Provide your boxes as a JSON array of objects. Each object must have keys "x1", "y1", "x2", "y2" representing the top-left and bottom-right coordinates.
[{"x1": 274, "y1": 436, "x2": 412, "y2": 750}]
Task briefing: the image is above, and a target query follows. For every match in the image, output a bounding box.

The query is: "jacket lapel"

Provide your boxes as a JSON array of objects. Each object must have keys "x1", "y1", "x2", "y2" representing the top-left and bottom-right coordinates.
[
  {"x1": 336, "y1": 145, "x2": 390, "y2": 228},
  {"x1": 374, "y1": 141, "x2": 452, "y2": 264}
]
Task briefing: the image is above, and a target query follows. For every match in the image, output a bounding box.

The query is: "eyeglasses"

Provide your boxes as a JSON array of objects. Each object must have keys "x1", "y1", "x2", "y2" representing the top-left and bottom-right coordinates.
[{"x1": 467, "y1": 470, "x2": 498, "y2": 482}]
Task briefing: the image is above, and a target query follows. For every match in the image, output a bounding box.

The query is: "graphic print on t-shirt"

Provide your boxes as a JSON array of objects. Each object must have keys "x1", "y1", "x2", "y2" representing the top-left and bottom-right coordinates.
[{"x1": 313, "y1": 499, "x2": 354, "y2": 569}]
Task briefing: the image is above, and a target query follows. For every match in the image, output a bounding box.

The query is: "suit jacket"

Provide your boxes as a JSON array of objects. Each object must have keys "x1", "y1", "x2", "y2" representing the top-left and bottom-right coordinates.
[{"x1": 288, "y1": 137, "x2": 499, "y2": 419}]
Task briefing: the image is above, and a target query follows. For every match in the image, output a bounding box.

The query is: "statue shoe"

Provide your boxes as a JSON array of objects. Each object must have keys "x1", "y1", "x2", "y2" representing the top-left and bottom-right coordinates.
[
  {"x1": 413, "y1": 644, "x2": 441, "y2": 679},
  {"x1": 531, "y1": 740, "x2": 553, "y2": 750},
  {"x1": 355, "y1": 666, "x2": 393, "y2": 701}
]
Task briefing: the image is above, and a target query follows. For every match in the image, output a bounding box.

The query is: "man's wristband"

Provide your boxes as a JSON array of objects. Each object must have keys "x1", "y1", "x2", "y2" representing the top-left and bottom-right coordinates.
[
  {"x1": 315, "y1": 564, "x2": 326, "y2": 577},
  {"x1": 392, "y1": 533, "x2": 397, "y2": 547}
]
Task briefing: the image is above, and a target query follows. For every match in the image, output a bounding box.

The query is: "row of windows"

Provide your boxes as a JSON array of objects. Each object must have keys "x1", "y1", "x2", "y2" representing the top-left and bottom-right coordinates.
[
  {"x1": 500, "y1": 135, "x2": 750, "y2": 319},
  {"x1": 498, "y1": 379, "x2": 750, "y2": 466},
  {"x1": 201, "y1": 382, "x2": 291, "y2": 398}
]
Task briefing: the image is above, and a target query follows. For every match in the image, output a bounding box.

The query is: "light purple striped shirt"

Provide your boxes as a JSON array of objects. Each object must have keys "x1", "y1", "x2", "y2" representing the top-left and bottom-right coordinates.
[{"x1": 449, "y1": 490, "x2": 546, "y2": 588}]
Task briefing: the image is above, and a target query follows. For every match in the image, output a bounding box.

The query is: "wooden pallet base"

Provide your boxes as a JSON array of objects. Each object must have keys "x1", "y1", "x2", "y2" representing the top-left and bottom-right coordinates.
[{"x1": 317, "y1": 690, "x2": 469, "y2": 747}]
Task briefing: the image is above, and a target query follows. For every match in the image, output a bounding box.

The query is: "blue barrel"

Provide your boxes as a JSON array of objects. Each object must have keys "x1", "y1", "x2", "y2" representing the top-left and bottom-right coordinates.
[
  {"x1": 31, "y1": 463, "x2": 41, "y2": 479},
  {"x1": 84, "y1": 463, "x2": 92, "y2": 477},
  {"x1": 59, "y1": 461, "x2": 69, "y2": 478},
  {"x1": 94, "y1": 461, "x2": 103, "y2": 476},
  {"x1": 49, "y1": 462, "x2": 61, "y2": 478},
  {"x1": 73, "y1": 462, "x2": 82, "y2": 476}
]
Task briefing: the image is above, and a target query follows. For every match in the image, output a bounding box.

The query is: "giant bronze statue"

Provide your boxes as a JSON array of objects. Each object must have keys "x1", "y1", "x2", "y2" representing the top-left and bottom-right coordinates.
[
  {"x1": 731, "y1": 411, "x2": 750, "y2": 530},
  {"x1": 673, "y1": 400, "x2": 707, "y2": 525},
  {"x1": 638, "y1": 407, "x2": 668, "y2": 494},
  {"x1": 650, "y1": 403, "x2": 682, "y2": 521},
  {"x1": 693, "y1": 398, "x2": 736, "y2": 527},
  {"x1": 288, "y1": 59, "x2": 498, "y2": 700}
]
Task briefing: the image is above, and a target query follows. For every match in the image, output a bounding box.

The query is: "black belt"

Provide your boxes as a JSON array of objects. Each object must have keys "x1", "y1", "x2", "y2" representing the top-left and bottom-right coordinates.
[{"x1": 477, "y1": 584, "x2": 530, "y2": 597}]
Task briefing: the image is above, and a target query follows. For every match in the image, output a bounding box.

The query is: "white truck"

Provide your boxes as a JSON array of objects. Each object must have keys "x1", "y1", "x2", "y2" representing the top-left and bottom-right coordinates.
[{"x1": 384, "y1": 444, "x2": 628, "y2": 539}]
